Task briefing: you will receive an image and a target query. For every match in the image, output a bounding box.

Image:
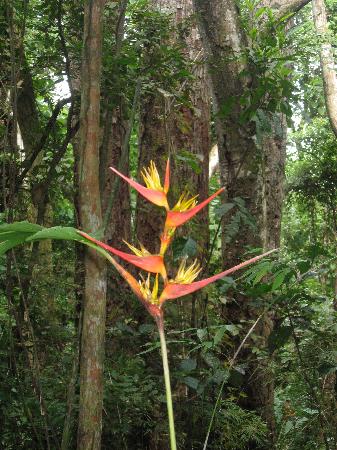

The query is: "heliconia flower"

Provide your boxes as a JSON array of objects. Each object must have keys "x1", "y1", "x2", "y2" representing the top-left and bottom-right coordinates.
[
  {"x1": 104, "y1": 251, "x2": 162, "y2": 319},
  {"x1": 165, "y1": 188, "x2": 225, "y2": 228},
  {"x1": 123, "y1": 240, "x2": 151, "y2": 257},
  {"x1": 78, "y1": 232, "x2": 167, "y2": 279},
  {"x1": 172, "y1": 192, "x2": 198, "y2": 212},
  {"x1": 110, "y1": 159, "x2": 170, "y2": 210},
  {"x1": 159, "y1": 249, "x2": 276, "y2": 303}
]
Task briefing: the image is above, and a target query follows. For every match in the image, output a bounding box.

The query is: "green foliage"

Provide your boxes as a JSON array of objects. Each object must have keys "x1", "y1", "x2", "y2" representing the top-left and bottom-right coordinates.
[
  {"x1": 237, "y1": 0, "x2": 298, "y2": 125},
  {"x1": 214, "y1": 400, "x2": 268, "y2": 449}
]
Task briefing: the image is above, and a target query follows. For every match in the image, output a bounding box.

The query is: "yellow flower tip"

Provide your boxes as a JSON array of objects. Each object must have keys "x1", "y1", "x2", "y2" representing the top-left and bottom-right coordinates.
[
  {"x1": 174, "y1": 258, "x2": 202, "y2": 284},
  {"x1": 138, "y1": 242, "x2": 151, "y2": 256},
  {"x1": 152, "y1": 273, "x2": 159, "y2": 299},
  {"x1": 138, "y1": 273, "x2": 159, "y2": 305},
  {"x1": 141, "y1": 160, "x2": 163, "y2": 192},
  {"x1": 123, "y1": 240, "x2": 150, "y2": 257},
  {"x1": 172, "y1": 192, "x2": 198, "y2": 212}
]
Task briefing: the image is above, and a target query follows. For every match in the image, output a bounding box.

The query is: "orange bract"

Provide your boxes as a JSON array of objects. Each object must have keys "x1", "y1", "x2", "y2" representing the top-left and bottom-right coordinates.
[
  {"x1": 165, "y1": 188, "x2": 225, "y2": 228},
  {"x1": 159, "y1": 249, "x2": 276, "y2": 303},
  {"x1": 110, "y1": 161, "x2": 170, "y2": 210},
  {"x1": 79, "y1": 232, "x2": 167, "y2": 279}
]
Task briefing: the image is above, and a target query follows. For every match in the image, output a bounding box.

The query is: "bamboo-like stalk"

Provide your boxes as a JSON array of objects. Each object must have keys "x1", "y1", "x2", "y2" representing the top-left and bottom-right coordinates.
[{"x1": 156, "y1": 314, "x2": 177, "y2": 450}]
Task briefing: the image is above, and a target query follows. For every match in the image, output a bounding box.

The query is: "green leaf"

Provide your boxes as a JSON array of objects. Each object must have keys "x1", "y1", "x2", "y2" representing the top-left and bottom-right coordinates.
[
  {"x1": 271, "y1": 268, "x2": 290, "y2": 291},
  {"x1": 203, "y1": 352, "x2": 220, "y2": 368},
  {"x1": 0, "y1": 221, "x2": 43, "y2": 235},
  {"x1": 213, "y1": 327, "x2": 226, "y2": 345},
  {"x1": 0, "y1": 236, "x2": 31, "y2": 255},
  {"x1": 224, "y1": 324, "x2": 240, "y2": 336},
  {"x1": 214, "y1": 203, "x2": 235, "y2": 219},
  {"x1": 27, "y1": 226, "x2": 81, "y2": 242},
  {"x1": 284, "y1": 420, "x2": 293, "y2": 434},
  {"x1": 197, "y1": 328, "x2": 207, "y2": 341},
  {"x1": 0, "y1": 221, "x2": 43, "y2": 255},
  {"x1": 179, "y1": 358, "x2": 197, "y2": 372},
  {"x1": 252, "y1": 262, "x2": 272, "y2": 285},
  {"x1": 317, "y1": 362, "x2": 337, "y2": 376},
  {"x1": 183, "y1": 376, "x2": 199, "y2": 390},
  {"x1": 181, "y1": 237, "x2": 198, "y2": 258},
  {"x1": 0, "y1": 222, "x2": 109, "y2": 261}
]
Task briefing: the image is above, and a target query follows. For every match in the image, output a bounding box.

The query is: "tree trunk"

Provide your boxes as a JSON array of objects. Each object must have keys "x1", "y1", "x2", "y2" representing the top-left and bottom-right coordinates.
[
  {"x1": 136, "y1": 0, "x2": 211, "y2": 257},
  {"x1": 101, "y1": 105, "x2": 132, "y2": 316},
  {"x1": 312, "y1": 0, "x2": 337, "y2": 137},
  {"x1": 136, "y1": 93, "x2": 168, "y2": 254},
  {"x1": 136, "y1": 2, "x2": 211, "y2": 447},
  {"x1": 77, "y1": 1, "x2": 107, "y2": 449},
  {"x1": 192, "y1": 0, "x2": 296, "y2": 445}
]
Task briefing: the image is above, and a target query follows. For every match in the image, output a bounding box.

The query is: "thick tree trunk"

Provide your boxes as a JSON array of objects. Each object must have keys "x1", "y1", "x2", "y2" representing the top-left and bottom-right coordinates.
[
  {"x1": 136, "y1": 93, "x2": 168, "y2": 253},
  {"x1": 192, "y1": 0, "x2": 292, "y2": 445},
  {"x1": 136, "y1": 0, "x2": 211, "y2": 257},
  {"x1": 171, "y1": 1, "x2": 211, "y2": 259},
  {"x1": 77, "y1": 1, "x2": 107, "y2": 449},
  {"x1": 17, "y1": 60, "x2": 42, "y2": 155},
  {"x1": 136, "y1": 2, "x2": 211, "y2": 447},
  {"x1": 312, "y1": 0, "x2": 337, "y2": 138}
]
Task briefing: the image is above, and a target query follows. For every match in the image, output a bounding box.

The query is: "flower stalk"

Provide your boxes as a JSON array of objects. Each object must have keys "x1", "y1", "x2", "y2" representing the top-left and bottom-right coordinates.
[{"x1": 156, "y1": 313, "x2": 177, "y2": 450}]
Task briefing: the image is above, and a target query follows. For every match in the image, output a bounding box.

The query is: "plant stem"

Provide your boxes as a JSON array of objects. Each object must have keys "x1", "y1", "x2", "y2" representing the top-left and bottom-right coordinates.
[{"x1": 156, "y1": 314, "x2": 177, "y2": 450}]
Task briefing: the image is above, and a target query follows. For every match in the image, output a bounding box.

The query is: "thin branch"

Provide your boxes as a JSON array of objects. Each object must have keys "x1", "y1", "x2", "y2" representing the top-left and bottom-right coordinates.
[
  {"x1": 114, "y1": 0, "x2": 128, "y2": 55},
  {"x1": 271, "y1": 0, "x2": 312, "y2": 22},
  {"x1": 18, "y1": 96, "x2": 72, "y2": 184},
  {"x1": 37, "y1": 114, "x2": 79, "y2": 224}
]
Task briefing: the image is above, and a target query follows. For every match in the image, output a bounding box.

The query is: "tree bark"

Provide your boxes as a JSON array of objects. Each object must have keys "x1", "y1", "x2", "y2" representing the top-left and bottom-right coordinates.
[
  {"x1": 312, "y1": 0, "x2": 337, "y2": 138},
  {"x1": 101, "y1": 105, "x2": 132, "y2": 315},
  {"x1": 77, "y1": 1, "x2": 107, "y2": 449},
  {"x1": 136, "y1": 0, "x2": 211, "y2": 257},
  {"x1": 17, "y1": 59, "x2": 42, "y2": 156},
  {"x1": 267, "y1": 0, "x2": 312, "y2": 22},
  {"x1": 192, "y1": 0, "x2": 290, "y2": 445}
]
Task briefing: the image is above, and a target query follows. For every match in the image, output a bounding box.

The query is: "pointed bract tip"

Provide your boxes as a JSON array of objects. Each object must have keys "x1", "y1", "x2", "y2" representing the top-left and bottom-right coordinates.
[
  {"x1": 164, "y1": 158, "x2": 170, "y2": 194},
  {"x1": 79, "y1": 230, "x2": 166, "y2": 274},
  {"x1": 110, "y1": 166, "x2": 169, "y2": 209},
  {"x1": 159, "y1": 248, "x2": 276, "y2": 303},
  {"x1": 165, "y1": 187, "x2": 225, "y2": 228}
]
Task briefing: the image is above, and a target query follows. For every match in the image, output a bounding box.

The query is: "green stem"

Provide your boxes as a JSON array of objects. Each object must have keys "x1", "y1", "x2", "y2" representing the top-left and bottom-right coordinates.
[{"x1": 156, "y1": 314, "x2": 177, "y2": 450}]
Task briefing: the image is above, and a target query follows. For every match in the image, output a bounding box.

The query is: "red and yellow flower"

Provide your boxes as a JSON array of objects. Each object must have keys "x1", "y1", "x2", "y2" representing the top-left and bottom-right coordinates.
[{"x1": 79, "y1": 159, "x2": 276, "y2": 319}]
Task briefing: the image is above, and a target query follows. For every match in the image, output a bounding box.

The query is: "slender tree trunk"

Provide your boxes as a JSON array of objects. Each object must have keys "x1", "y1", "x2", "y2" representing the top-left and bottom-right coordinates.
[
  {"x1": 312, "y1": 0, "x2": 337, "y2": 138},
  {"x1": 77, "y1": 1, "x2": 107, "y2": 449}
]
